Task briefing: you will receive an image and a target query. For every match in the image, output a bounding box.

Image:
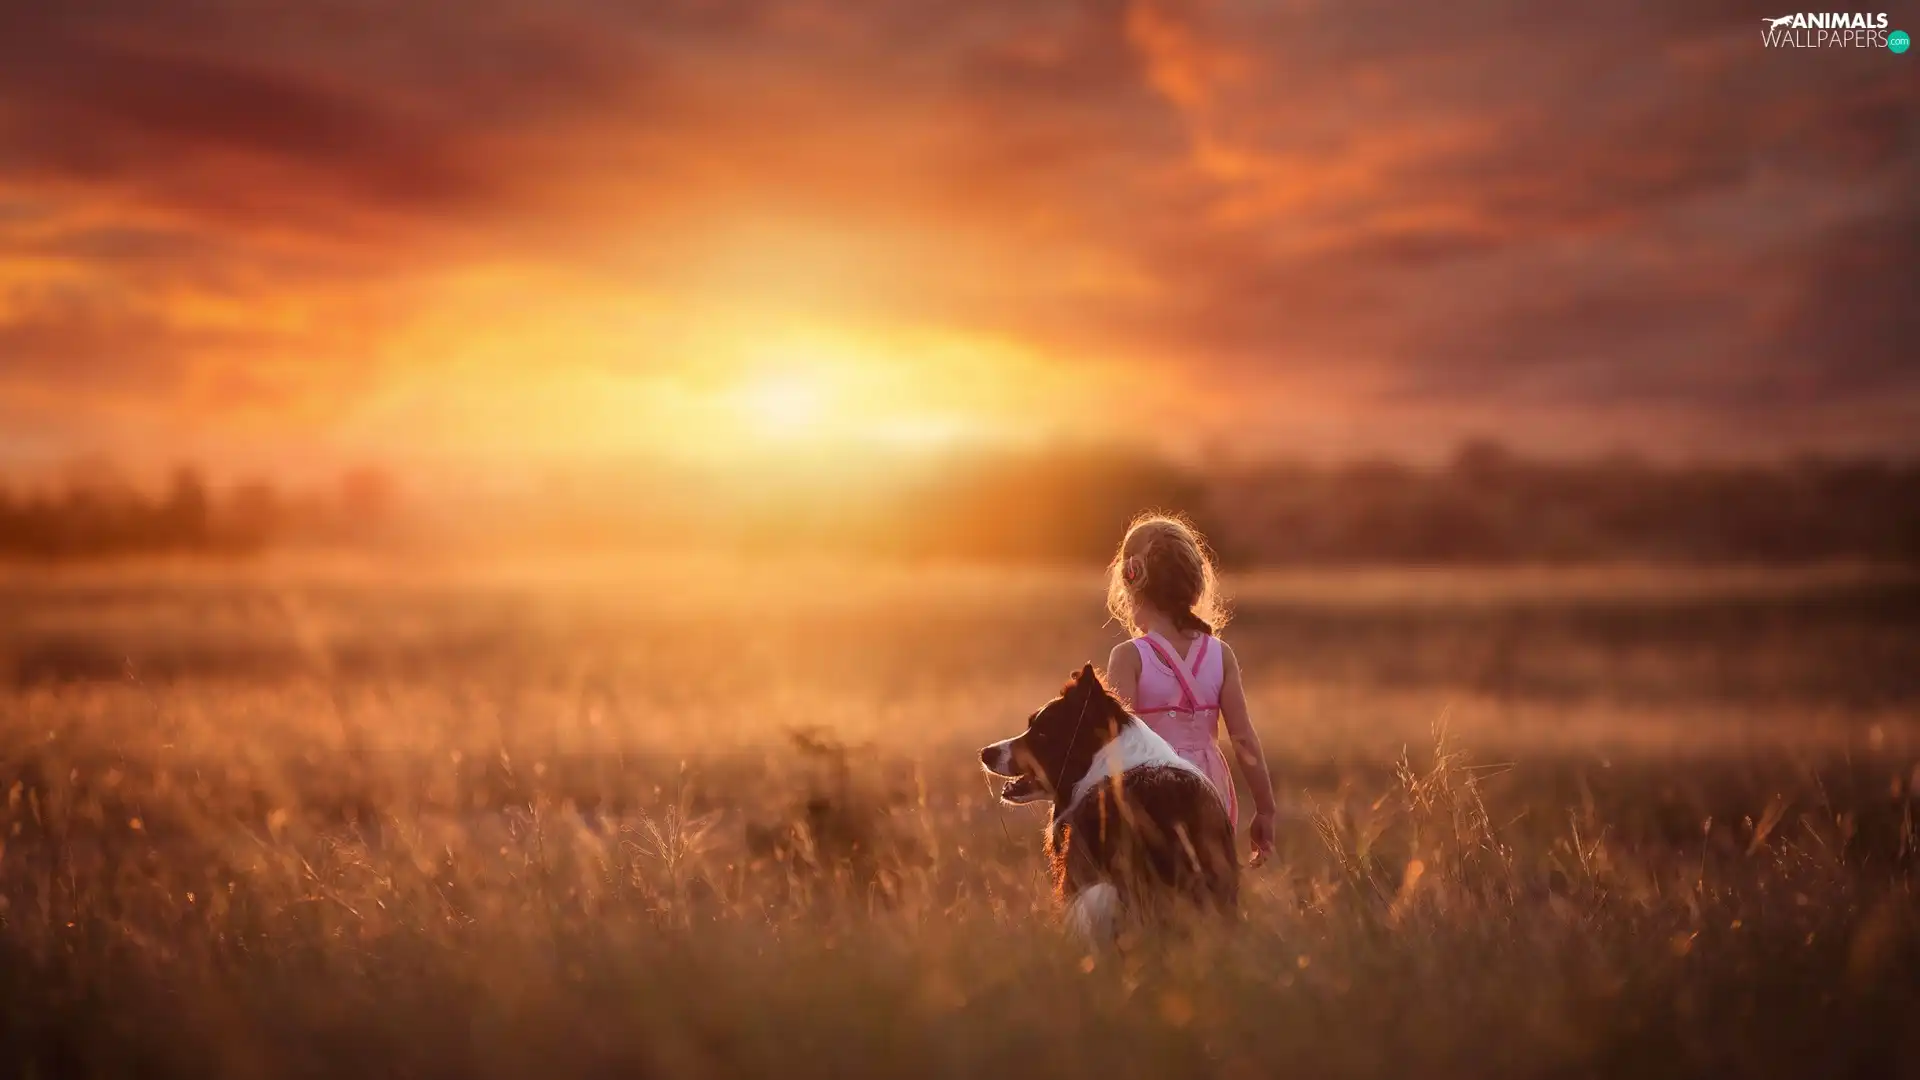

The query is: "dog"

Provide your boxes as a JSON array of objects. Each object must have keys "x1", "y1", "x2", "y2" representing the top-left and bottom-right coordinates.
[{"x1": 979, "y1": 663, "x2": 1238, "y2": 942}]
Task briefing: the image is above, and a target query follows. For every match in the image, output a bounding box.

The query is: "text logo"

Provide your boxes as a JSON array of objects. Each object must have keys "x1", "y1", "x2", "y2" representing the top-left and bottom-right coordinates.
[{"x1": 1762, "y1": 11, "x2": 1894, "y2": 47}]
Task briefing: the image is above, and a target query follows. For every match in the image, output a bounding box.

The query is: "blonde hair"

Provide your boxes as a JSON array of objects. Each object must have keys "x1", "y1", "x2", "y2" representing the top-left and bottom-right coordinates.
[{"x1": 1105, "y1": 512, "x2": 1229, "y2": 638}]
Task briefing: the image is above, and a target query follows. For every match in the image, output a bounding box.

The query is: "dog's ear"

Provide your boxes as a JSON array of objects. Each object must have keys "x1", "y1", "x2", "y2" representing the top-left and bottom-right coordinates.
[
  {"x1": 1061, "y1": 662, "x2": 1102, "y2": 698},
  {"x1": 1065, "y1": 662, "x2": 1104, "y2": 699}
]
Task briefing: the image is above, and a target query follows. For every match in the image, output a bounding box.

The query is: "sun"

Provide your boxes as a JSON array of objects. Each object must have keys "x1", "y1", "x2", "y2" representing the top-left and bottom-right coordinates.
[{"x1": 732, "y1": 371, "x2": 831, "y2": 437}]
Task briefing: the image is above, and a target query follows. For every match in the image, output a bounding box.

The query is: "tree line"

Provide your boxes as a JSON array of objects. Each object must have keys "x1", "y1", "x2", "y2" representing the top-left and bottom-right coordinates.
[
  {"x1": 838, "y1": 441, "x2": 1920, "y2": 565},
  {"x1": 3, "y1": 443, "x2": 1916, "y2": 565},
  {"x1": 0, "y1": 466, "x2": 397, "y2": 558}
]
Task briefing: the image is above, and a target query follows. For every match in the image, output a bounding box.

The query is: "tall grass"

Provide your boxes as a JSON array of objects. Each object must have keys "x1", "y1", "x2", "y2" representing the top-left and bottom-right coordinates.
[{"x1": 0, "y1": 562, "x2": 1915, "y2": 1077}]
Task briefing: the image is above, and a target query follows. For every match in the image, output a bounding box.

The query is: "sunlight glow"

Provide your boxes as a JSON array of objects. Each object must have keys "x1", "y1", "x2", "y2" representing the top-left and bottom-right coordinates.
[
  {"x1": 329, "y1": 271, "x2": 1119, "y2": 474},
  {"x1": 733, "y1": 372, "x2": 830, "y2": 436}
]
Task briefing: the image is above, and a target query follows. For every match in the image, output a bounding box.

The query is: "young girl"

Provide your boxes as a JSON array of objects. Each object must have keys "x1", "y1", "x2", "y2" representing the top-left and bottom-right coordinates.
[{"x1": 1104, "y1": 514, "x2": 1277, "y2": 865}]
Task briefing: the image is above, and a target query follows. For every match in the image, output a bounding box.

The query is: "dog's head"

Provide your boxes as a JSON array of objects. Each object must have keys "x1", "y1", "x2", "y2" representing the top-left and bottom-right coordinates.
[{"x1": 979, "y1": 663, "x2": 1128, "y2": 807}]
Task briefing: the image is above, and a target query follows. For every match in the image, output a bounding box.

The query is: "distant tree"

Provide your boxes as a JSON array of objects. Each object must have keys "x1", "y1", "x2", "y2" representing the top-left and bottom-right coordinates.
[
  {"x1": 157, "y1": 466, "x2": 211, "y2": 549},
  {"x1": 339, "y1": 467, "x2": 395, "y2": 525},
  {"x1": 1450, "y1": 437, "x2": 1517, "y2": 485},
  {"x1": 332, "y1": 466, "x2": 401, "y2": 543},
  {"x1": 222, "y1": 479, "x2": 283, "y2": 551}
]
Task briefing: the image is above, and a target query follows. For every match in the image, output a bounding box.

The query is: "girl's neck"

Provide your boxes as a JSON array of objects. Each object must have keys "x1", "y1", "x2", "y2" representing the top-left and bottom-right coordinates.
[{"x1": 1135, "y1": 607, "x2": 1198, "y2": 642}]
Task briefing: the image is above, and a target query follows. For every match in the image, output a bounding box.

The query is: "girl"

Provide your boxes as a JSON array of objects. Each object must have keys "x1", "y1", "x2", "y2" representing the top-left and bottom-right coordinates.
[{"x1": 1104, "y1": 514, "x2": 1277, "y2": 865}]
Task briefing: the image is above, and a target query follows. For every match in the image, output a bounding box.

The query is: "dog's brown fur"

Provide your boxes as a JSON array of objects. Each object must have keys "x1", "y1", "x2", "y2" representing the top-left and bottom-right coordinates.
[{"x1": 984, "y1": 665, "x2": 1238, "y2": 922}]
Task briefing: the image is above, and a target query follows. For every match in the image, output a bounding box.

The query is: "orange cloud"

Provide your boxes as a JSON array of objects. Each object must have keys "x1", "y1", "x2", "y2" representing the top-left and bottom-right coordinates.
[{"x1": 0, "y1": 0, "x2": 1913, "y2": 472}]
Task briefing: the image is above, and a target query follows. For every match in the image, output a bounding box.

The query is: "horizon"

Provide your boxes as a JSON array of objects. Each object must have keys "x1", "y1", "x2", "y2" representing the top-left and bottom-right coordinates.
[
  {"x1": 7, "y1": 433, "x2": 1920, "y2": 497},
  {"x1": 6, "y1": 436, "x2": 1915, "y2": 568}
]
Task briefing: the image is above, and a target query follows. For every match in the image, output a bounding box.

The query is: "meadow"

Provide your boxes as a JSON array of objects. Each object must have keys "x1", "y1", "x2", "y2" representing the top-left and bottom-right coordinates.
[{"x1": 1, "y1": 555, "x2": 1916, "y2": 1078}]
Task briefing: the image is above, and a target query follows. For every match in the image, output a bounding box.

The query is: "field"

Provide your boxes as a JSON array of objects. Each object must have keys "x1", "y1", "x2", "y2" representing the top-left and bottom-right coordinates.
[{"x1": 1, "y1": 556, "x2": 1917, "y2": 1078}]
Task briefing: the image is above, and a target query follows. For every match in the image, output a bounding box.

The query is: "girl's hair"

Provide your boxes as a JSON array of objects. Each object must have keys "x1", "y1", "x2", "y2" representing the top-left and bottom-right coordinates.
[{"x1": 1106, "y1": 512, "x2": 1229, "y2": 638}]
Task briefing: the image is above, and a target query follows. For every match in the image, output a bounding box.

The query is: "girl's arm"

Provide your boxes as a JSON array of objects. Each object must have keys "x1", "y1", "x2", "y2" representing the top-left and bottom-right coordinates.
[
  {"x1": 1105, "y1": 641, "x2": 1142, "y2": 709},
  {"x1": 1219, "y1": 643, "x2": 1278, "y2": 857}
]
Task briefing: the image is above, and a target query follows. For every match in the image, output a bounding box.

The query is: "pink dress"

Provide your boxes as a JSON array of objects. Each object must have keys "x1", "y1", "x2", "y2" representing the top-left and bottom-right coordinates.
[{"x1": 1132, "y1": 630, "x2": 1238, "y2": 827}]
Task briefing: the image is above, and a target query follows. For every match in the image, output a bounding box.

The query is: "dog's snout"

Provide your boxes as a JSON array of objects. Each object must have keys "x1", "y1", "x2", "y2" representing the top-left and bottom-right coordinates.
[{"x1": 979, "y1": 739, "x2": 1014, "y2": 775}]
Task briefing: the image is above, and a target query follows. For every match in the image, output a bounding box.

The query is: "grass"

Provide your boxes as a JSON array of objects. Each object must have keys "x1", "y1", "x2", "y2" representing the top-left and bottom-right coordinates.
[{"x1": 0, "y1": 557, "x2": 1916, "y2": 1078}]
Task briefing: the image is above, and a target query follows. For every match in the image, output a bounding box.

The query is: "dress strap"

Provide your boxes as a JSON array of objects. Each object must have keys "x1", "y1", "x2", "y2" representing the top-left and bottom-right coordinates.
[{"x1": 1141, "y1": 634, "x2": 1204, "y2": 712}]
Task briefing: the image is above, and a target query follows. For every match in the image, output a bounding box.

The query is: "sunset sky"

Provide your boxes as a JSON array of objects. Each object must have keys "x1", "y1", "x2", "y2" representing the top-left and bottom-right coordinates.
[{"x1": 0, "y1": 0, "x2": 1914, "y2": 481}]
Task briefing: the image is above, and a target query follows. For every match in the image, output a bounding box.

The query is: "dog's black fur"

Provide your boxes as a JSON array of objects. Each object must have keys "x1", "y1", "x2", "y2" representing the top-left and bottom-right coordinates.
[{"x1": 979, "y1": 664, "x2": 1238, "y2": 922}]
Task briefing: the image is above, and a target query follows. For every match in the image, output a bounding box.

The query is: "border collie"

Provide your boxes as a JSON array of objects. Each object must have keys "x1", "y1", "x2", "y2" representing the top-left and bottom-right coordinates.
[{"x1": 979, "y1": 663, "x2": 1238, "y2": 941}]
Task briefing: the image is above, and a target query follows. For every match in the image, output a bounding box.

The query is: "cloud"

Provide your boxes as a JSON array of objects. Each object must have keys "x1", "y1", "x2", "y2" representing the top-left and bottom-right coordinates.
[{"x1": 0, "y1": 0, "x2": 1913, "y2": 462}]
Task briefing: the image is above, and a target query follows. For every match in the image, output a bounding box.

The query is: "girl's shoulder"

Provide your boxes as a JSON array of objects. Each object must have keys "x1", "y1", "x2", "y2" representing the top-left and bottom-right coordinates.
[{"x1": 1208, "y1": 634, "x2": 1238, "y2": 669}]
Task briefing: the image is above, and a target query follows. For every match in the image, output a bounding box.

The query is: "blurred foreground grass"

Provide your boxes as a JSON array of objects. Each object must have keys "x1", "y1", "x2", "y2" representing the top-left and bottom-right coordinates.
[{"x1": 0, "y1": 558, "x2": 1916, "y2": 1078}]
